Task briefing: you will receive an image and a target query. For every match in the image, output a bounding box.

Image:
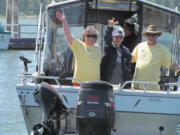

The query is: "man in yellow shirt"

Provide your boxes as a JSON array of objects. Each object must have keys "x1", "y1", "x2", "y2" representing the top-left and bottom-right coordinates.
[
  {"x1": 131, "y1": 25, "x2": 171, "y2": 90},
  {"x1": 55, "y1": 11, "x2": 102, "y2": 86}
]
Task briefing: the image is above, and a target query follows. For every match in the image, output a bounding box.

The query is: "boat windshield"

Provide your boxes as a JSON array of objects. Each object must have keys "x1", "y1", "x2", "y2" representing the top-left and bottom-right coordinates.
[
  {"x1": 42, "y1": 2, "x2": 85, "y2": 77},
  {"x1": 142, "y1": 4, "x2": 180, "y2": 71},
  {"x1": 55, "y1": 26, "x2": 84, "y2": 75},
  {"x1": 41, "y1": 0, "x2": 180, "y2": 86}
]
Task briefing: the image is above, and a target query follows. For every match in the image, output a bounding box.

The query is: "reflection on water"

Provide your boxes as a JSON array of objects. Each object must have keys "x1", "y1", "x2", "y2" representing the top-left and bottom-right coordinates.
[{"x1": 0, "y1": 50, "x2": 36, "y2": 135}]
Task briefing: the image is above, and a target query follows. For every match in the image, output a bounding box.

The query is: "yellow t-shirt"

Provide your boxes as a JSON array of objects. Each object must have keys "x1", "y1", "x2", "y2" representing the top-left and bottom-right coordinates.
[
  {"x1": 68, "y1": 36, "x2": 102, "y2": 83},
  {"x1": 131, "y1": 41, "x2": 171, "y2": 90}
]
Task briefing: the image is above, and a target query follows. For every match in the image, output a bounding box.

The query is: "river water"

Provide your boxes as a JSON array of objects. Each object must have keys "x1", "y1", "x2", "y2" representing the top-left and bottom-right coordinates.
[
  {"x1": 0, "y1": 17, "x2": 38, "y2": 135},
  {"x1": 0, "y1": 50, "x2": 36, "y2": 135}
]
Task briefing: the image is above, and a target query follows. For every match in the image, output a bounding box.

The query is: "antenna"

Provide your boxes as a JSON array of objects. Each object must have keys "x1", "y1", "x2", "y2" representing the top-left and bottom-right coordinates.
[
  {"x1": 52, "y1": 0, "x2": 55, "y2": 4},
  {"x1": 175, "y1": 6, "x2": 178, "y2": 12}
]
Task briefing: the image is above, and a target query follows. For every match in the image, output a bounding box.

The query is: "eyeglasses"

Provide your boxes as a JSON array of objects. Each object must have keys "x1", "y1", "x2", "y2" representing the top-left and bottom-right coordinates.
[
  {"x1": 86, "y1": 34, "x2": 97, "y2": 38},
  {"x1": 146, "y1": 33, "x2": 158, "y2": 37}
]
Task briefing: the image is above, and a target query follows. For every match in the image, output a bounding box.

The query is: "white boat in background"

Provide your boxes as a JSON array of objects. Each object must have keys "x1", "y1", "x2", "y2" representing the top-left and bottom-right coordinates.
[
  {"x1": 16, "y1": 0, "x2": 180, "y2": 135},
  {"x1": 0, "y1": 22, "x2": 10, "y2": 49}
]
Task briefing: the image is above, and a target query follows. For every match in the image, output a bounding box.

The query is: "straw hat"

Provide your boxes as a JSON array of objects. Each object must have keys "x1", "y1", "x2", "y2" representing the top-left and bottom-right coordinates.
[{"x1": 142, "y1": 25, "x2": 162, "y2": 36}]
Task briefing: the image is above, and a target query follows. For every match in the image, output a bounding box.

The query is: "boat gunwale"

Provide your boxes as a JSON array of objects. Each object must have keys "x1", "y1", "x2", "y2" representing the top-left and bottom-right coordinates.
[{"x1": 16, "y1": 83, "x2": 180, "y2": 99}]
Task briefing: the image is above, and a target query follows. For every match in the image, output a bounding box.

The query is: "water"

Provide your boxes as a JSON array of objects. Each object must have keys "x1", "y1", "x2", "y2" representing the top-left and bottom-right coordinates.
[
  {"x1": 0, "y1": 50, "x2": 36, "y2": 135},
  {"x1": 0, "y1": 18, "x2": 37, "y2": 135}
]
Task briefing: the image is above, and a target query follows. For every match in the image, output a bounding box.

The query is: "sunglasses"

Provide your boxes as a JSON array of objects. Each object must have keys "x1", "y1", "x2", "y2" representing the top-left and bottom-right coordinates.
[
  {"x1": 114, "y1": 36, "x2": 124, "y2": 39},
  {"x1": 86, "y1": 34, "x2": 97, "y2": 38},
  {"x1": 146, "y1": 33, "x2": 158, "y2": 37}
]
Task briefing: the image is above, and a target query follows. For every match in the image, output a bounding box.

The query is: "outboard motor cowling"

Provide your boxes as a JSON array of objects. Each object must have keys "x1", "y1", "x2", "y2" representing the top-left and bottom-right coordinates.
[
  {"x1": 76, "y1": 81, "x2": 115, "y2": 135},
  {"x1": 32, "y1": 82, "x2": 68, "y2": 135}
]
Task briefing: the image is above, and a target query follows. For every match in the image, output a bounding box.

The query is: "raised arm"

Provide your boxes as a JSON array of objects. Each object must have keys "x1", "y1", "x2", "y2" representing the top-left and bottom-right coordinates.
[
  {"x1": 55, "y1": 11, "x2": 72, "y2": 45},
  {"x1": 104, "y1": 18, "x2": 116, "y2": 45}
]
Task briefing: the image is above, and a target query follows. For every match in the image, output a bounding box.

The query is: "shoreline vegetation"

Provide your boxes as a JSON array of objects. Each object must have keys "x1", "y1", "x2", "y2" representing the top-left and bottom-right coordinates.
[{"x1": 0, "y1": 0, "x2": 179, "y2": 19}]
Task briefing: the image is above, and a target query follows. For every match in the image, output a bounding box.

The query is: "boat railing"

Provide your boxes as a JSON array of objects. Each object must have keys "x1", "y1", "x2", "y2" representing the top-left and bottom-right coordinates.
[
  {"x1": 18, "y1": 74, "x2": 61, "y2": 87},
  {"x1": 18, "y1": 74, "x2": 180, "y2": 93},
  {"x1": 18, "y1": 74, "x2": 82, "y2": 87},
  {"x1": 121, "y1": 80, "x2": 180, "y2": 93},
  {"x1": 5, "y1": 23, "x2": 45, "y2": 38}
]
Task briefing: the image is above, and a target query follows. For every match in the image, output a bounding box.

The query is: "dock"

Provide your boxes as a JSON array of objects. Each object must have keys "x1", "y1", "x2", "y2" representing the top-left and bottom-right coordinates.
[
  {"x1": 5, "y1": 1, "x2": 40, "y2": 50},
  {"x1": 6, "y1": 24, "x2": 42, "y2": 50},
  {"x1": 9, "y1": 38, "x2": 36, "y2": 50}
]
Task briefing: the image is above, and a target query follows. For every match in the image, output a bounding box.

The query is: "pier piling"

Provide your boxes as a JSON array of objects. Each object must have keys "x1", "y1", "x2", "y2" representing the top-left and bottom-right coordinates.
[{"x1": 5, "y1": 0, "x2": 19, "y2": 38}]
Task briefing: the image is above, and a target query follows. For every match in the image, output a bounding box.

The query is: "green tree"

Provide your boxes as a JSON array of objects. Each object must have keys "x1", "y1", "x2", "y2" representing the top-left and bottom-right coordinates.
[{"x1": 0, "y1": 0, "x2": 6, "y2": 16}]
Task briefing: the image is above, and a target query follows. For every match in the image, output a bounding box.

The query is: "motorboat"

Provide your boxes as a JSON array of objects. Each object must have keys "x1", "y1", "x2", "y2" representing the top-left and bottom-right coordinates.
[
  {"x1": 0, "y1": 22, "x2": 10, "y2": 49},
  {"x1": 16, "y1": 0, "x2": 180, "y2": 135}
]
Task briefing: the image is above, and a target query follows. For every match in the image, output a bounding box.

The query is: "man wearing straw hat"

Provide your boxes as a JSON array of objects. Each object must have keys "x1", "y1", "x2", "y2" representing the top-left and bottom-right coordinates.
[{"x1": 131, "y1": 25, "x2": 171, "y2": 90}]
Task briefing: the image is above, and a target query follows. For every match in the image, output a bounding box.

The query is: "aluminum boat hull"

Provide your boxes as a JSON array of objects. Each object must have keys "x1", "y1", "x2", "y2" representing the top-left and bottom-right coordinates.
[{"x1": 16, "y1": 83, "x2": 180, "y2": 135}]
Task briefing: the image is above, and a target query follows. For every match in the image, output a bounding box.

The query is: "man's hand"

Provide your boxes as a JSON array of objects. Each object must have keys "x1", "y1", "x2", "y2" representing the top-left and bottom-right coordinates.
[
  {"x1": 55, "y1": 11, "x2": 66, "y2": 22},
  {"x1": 55, "y1": 11, "x2": 72, "y2": 45},
  {"x1": 108, "y1": 17, "x2": 118, "y2": 28}
]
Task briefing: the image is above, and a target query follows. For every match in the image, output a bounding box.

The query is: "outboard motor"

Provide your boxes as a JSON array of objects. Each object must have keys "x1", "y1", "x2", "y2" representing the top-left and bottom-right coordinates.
[
  {"x1": 76, "y1": 81, "x2": 115, "y2": 135},
  {"x1": 32, "y1": 82, "x2": 68, "y2": 135}
]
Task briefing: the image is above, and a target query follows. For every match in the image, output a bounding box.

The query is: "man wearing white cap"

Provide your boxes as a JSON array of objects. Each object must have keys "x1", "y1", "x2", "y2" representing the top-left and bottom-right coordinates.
[{"x1": 101, "y1": 28, "x2": 132, "y2": 85}]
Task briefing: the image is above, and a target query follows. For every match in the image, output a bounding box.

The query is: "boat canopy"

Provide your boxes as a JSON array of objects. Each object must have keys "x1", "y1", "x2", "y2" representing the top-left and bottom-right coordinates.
[{"x1": 41, "y1": 0, "x2": 180, "y2": 84}]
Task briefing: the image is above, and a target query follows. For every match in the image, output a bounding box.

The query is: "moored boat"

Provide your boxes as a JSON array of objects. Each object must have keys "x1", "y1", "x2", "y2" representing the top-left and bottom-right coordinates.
[
  {"x1": 0, "y1": 22, "x2": 10, "y2": 49},
  {"x1": 16, "y1": 0, "x2": 180, "y2": 135}
]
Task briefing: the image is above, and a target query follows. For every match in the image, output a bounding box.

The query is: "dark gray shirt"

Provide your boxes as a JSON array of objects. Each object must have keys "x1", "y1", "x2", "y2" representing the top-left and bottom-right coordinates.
[{"x1": 109, "y1": 47, "x2": 123, "y2": 84}]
